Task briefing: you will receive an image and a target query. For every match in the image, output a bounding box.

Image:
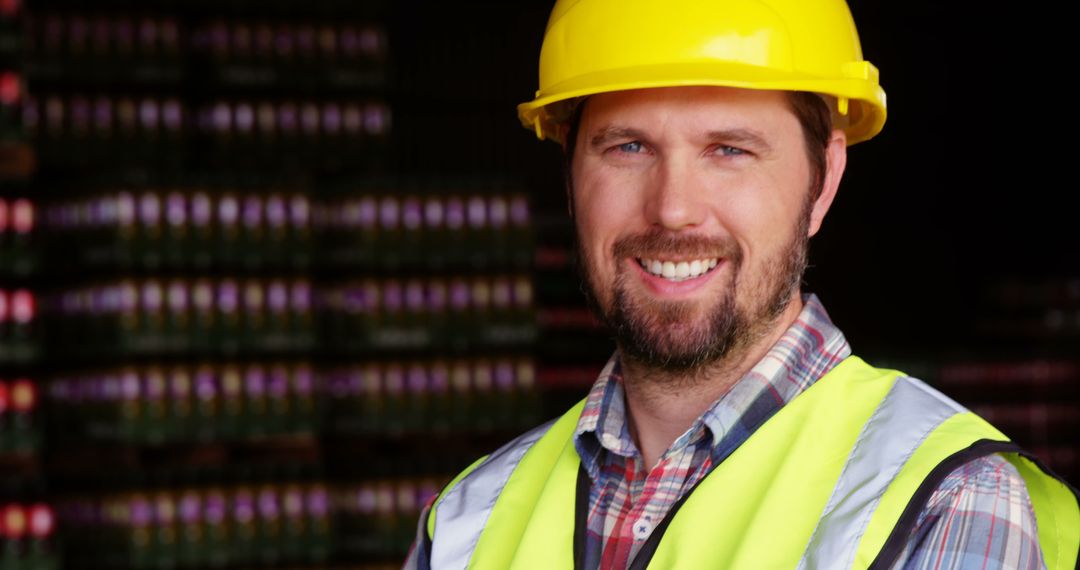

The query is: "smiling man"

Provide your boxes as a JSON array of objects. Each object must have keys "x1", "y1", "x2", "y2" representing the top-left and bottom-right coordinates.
[
  {"x1": 404, "y1": 1, "x2": 1080, "y2": 569},
  {"x1": 568, "y1": 86, "x2": 839, "y2": 474}
]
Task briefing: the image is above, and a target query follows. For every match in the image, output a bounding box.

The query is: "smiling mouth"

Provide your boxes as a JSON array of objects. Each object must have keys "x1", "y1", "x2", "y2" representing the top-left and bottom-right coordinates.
[{"x1": 635, "y1": 257, "x2": 720, "y2": 282}]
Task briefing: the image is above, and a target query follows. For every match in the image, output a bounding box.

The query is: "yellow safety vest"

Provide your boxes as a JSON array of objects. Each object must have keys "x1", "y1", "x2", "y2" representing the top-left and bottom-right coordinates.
[{"x1": 419, "y1": 356, "x2": 1080, "y2": 569}]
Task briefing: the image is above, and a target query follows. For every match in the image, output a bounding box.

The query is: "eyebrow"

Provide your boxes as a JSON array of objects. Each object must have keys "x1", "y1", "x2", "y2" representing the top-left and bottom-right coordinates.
[
  {"x1": 588, "y1": 126, "x2": 648, "y2": 150},
  {"x1": 588, "y1": 125, "x2": 773, "y2": 154},
  {"x1": 705, "y1": 128, "x2": 773, "y2": 154}
]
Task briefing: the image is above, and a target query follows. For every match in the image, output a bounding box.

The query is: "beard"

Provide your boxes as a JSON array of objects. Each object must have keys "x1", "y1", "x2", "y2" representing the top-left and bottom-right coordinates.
[{"x1": 576, "y1": 199, "x2": 812, "y2": 375}]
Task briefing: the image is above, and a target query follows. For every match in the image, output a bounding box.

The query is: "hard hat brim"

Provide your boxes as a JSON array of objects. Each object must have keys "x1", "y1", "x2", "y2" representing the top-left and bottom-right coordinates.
[{"x1": 517, "y1": 61, "x2": 886, "y2": 146}]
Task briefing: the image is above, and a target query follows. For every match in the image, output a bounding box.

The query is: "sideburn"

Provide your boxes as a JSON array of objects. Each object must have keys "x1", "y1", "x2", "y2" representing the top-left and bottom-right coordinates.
[{"x1": 562, "y1": 100, "x2": 588, "y2": 219}]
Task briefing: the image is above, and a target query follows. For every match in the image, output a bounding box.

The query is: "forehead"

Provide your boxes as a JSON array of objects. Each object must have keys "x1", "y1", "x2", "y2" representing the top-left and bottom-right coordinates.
[{"x1": 577, "y1": 86, "x2": 799, "y2": 139}]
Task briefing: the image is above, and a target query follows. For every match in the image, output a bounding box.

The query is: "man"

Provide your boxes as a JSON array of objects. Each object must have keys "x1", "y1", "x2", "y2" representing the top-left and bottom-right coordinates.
[{"x1": 405, "y1": 0, "x2": 1080, "y2": 568}]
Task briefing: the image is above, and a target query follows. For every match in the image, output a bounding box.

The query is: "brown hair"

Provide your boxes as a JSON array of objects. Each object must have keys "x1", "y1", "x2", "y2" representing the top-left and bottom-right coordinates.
[{"x1": 786, "y1": 91, "x2": 832, "y2": 200}]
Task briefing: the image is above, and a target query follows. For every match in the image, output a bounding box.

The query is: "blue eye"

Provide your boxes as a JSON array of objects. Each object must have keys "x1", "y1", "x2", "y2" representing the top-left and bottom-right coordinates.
[
  {"x1": 716, "y1": 146, "x2": 746, "y2": 157},
  {"x1": 617, "y1": 141, "x2": 644, "y2": 153}
]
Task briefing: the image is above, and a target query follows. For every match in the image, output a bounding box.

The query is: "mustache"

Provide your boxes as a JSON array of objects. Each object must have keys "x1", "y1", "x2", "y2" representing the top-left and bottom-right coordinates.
[{"x1": 611, "y1": 231, "x2": 742, "y2": 264}]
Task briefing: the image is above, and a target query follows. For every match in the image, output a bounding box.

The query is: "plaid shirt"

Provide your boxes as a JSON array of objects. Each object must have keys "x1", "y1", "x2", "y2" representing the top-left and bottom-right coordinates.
[{"x1": 573, "y1": 294, "x2": 1044, "y2": 569}]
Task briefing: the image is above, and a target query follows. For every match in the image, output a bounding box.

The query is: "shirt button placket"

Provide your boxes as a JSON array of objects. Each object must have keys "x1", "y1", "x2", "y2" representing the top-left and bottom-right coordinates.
[{"x1": 632, "y1": 516, "x2": 653, "y2": 540}]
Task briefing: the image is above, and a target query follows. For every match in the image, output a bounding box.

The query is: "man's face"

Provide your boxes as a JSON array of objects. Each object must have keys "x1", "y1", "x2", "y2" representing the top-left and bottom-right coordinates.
[{"x1": 571, "y1": 86, "x2": 837, "y2": 372}]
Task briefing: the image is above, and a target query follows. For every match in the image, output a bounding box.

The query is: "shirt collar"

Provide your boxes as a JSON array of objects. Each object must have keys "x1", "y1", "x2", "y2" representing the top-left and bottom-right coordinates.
[{"x1": 573, "y1": 293, "x2": 851, "y2": 478}]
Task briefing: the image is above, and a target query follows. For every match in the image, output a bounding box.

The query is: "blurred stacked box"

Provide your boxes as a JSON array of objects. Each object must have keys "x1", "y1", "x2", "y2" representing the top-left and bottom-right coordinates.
[
  {"x1": 2, "y1": 1, "x2": 59, "y2": 568},
  {"x1": 0, "y1": 501, "x2": 58, "y2": 570},
  {"x1": 57, "y1": 478, "x2": 336, "y2": 568},
  {"x1": 874, "y1": 278, "x2": 1080, "y2": 484},
  {"x1": 8, "y1": 1, "x2": 541, "y2": 567}
]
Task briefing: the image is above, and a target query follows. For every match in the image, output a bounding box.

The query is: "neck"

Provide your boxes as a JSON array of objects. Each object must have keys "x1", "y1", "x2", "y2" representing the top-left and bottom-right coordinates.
[{"x1": 621, "y1": 294, "x2": 805, "y2": 469}]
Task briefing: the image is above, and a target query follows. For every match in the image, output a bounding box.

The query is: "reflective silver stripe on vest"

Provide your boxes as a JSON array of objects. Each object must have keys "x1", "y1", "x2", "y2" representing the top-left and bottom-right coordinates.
[
  {"x1": 798, "y1": 376, "x2": 966, "y2": 570},
  {"x1": 430, "y1": 419, "x2": 557, "y2": 570}
]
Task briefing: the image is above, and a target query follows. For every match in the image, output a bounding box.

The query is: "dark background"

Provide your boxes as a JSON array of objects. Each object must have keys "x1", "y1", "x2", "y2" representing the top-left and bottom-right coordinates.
[{"x1": 0, "y1": 1, "x2": 1075, "y2": 567}]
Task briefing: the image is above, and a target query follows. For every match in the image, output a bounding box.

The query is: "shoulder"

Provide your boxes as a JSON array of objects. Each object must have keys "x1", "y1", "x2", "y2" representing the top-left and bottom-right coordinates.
[
  {"x1": 405, "y1": 416, "x2": 568, "y2": 569},
  {"x1": 893, "y1": 454, "x2": 1045, "y2": 570},
  {"x1": 428, "y1": 415, "x2": 563, "y2": 530},
  {"x1": 852, "y1": 367, "x2": 1048, "y2": 568},
  {"x1": 924, "y1": 453, "x2": 1033, "y2": 511},
  {"x1": 445, "y1": 398, "x2": 589, "y2": 493},
  {"x1": 456, "y1": 415, "x2": 563, "y2": 485}
]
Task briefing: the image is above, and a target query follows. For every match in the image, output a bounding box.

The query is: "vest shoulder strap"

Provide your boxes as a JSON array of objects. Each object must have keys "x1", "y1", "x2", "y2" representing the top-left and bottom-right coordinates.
[
  {"x1": 1002, "y1": 453, "x2": 1080, "y2": 570},
  {"x1": 807, "y1": 374, "x2": 1001, "y2": 569},
  {"x1": 427, "y1": 400, "x2": 585, "y2": 569},
  {"x1": 864, "y1": 438, "x2": 1080, "y2": 570}
]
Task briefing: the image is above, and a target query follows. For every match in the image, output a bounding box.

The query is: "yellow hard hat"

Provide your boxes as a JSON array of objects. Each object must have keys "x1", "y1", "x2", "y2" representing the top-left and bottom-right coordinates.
[{"x1": 517, "y1": 0, "x2": 887, "y2": 145}]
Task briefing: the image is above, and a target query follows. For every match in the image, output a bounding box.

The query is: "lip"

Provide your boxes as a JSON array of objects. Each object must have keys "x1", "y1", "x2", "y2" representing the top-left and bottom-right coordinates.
[{"x1": 629, "y1": 257, "x2": 724, "y2": 298}]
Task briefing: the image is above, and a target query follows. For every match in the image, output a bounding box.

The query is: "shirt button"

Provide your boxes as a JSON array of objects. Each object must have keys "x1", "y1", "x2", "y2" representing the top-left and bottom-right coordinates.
[{"x1": 632, "y1": 517, "x2": 653, "y2": 540}]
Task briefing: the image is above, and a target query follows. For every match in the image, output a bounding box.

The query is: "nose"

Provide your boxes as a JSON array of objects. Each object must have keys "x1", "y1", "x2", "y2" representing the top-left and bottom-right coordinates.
[{"x1": 644, "y1": 155, "x2": 707, "y2": 231}]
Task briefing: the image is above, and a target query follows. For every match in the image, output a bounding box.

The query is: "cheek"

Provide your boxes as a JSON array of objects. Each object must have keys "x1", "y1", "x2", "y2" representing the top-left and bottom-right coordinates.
[
  {"x1": 724, "y1": 163, "x2": 808, "y2": 245},
  {"x1": 574, "y1": 168, "x2": 644, "y2": 261},
  {"x1": 706, "y1": 177, "x2": 774, "y2": 253}
]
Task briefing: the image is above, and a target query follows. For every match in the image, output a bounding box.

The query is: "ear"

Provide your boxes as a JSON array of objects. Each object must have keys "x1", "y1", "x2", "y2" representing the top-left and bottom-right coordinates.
[{"x1": 807, "y1": 129, "x2": 847, "y2": 237}]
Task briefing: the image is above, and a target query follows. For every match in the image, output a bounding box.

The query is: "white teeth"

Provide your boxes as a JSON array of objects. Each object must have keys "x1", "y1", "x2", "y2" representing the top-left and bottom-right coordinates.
[
  {"x1": 661, "y1": 261, "x2": 676, "y2": 278},
  {"x1": 637, "y1": 257, "x2": 720, "y2": 281},
  {"x1": 675, "y1": 262, "x2": 690, "y2": 278}
]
